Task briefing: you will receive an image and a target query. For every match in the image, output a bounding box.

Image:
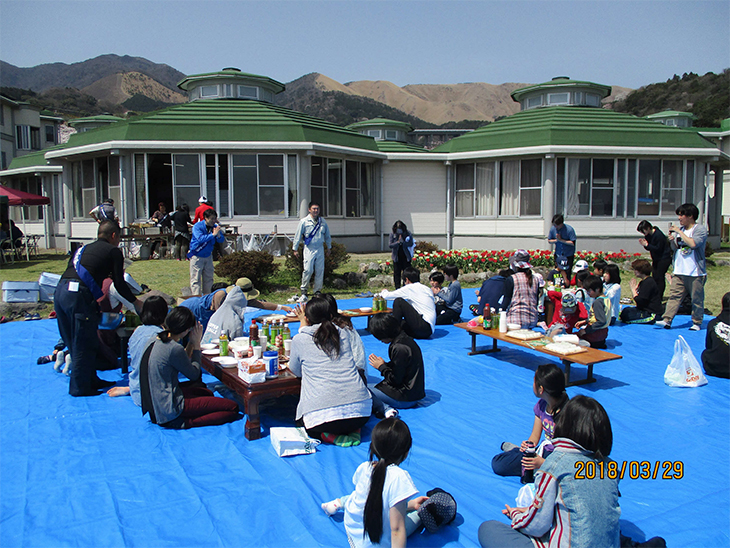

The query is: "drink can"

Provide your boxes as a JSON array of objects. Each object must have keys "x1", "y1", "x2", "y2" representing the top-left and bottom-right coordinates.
[{"x1": 263, "y1": 350, "x2": 279, "y2": 378}]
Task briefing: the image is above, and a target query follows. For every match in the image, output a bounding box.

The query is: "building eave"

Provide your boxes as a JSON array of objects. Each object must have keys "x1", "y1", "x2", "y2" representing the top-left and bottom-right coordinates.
[
  {"x1": 0, "y1": 165, "x2": 63, "y2": 178},
  {"x1": 443, "y1": 145, "x2": 724, "y2": 161}
]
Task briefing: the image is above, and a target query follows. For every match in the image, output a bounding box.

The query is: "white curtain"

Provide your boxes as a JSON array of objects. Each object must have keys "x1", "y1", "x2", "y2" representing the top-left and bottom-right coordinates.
[
  {"x1": 566, "y1": 158, "x2": 580, "y2": 216},
  {"x1": 500, "y1": 160, "x2": 520, "y2": 216},
  {"x1": 476, "y1": 162, "x2": 495, "y2": 216}
]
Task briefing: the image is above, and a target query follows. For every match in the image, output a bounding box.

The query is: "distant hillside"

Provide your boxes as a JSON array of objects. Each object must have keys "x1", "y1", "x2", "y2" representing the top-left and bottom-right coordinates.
[
  {"x1": 0, "y1": 54, "x2": 185, "y2": 93},
  {"x1": 611, "y1": 70, "x2": 729, "y2": 127},
  {"x1": 81, "y1": 72, "x2": 186, "y2": 105}
]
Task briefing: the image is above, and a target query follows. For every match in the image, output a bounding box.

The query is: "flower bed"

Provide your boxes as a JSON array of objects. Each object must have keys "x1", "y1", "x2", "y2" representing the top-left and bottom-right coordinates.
[{"x1": 382, "y1": 249, "x2": 642, "y2": 273}]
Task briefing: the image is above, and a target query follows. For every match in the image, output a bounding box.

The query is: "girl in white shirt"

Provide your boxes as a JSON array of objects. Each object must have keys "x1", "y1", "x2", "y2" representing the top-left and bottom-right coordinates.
[{"x1": 603, "y1": 264, "x2": 622, "y2": 326}]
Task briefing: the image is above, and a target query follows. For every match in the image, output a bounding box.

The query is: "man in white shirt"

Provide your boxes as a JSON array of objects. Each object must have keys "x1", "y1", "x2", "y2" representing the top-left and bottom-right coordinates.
[
  {"x1": 292, "y1": 202, "x2": 331, "y2": 302},
  {"x1": 380, "y1": 267, "x2": 436, "y2": 339}
]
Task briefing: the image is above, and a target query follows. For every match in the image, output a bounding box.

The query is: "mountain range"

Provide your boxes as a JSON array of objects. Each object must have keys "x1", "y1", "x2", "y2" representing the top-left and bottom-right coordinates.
[{"x1": 0, "y1": 53, "x2": 700, "y2": 128}]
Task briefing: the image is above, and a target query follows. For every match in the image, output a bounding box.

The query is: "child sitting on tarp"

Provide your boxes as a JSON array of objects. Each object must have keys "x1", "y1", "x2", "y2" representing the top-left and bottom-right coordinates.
[
  {"x1": 574, "y1": 275, "x2": 611, "y2": 349},
  {"x1": 545, "y1": 291, "x2": 587, "y2": 333}
]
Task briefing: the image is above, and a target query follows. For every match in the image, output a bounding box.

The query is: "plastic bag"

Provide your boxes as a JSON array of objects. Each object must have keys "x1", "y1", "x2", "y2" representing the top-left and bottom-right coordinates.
[{"x1": 663, "y1": 335, "x2": 708, "y2": 387}]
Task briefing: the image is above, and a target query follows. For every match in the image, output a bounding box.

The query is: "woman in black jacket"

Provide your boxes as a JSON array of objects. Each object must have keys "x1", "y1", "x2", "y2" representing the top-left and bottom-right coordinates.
[
  {"x1": 389, "y1": 220, "x2": 414, "y2": 289},
  {"x1": 637, "y1": 220, "x2": 672, "y2": 297}
]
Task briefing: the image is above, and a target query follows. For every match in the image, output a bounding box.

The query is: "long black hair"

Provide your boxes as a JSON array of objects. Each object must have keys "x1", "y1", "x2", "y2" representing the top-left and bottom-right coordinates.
[
  {"x1": 604, "y1": 264, "x2": 621, "y2": 285},
  {"x1": 322, "y1": 293, "x2": 353, "y2": 330},
  {"x1": 304, "y1": 296, "x2": 340, "y2": 358},
  {"x1": 158, "y1": 307, "x2": 195, "y2": 343},
  {"x1": 534, "y1": 363, "x2": 569, "y2": 415},
  {"x1": 363, "y1": 418, "x2": 413, "y2": 543},
  {"x1": 554, "y1": 395, "x2": 613, "y2": 460}
]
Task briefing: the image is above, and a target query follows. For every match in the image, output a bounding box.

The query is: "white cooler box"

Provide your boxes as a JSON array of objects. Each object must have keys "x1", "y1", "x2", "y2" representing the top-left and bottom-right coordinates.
[
  {"x1": 3, "y1": 281, "x2": 40, "y2": 303},
  {"x1": 38, "y1": 272, "x2": 62, "y2": 302}
]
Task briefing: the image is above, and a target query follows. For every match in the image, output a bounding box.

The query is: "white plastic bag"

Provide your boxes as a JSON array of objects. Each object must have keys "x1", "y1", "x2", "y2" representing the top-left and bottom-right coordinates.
[
  {"x1": 515, "y1": 483, "x2": 536, "y2": 507},
  {"x1": 270, "y1": 427, "x2": 320, "y2": 457},
  {"x1": 663, "y1": 335, "x2": 708, "y2": 387}
]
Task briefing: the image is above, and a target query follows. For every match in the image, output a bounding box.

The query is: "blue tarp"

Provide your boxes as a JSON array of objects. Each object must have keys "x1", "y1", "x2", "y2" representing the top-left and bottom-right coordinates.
[{"x1": 1, "y1": 294, "x2": 728, "y2": 547}]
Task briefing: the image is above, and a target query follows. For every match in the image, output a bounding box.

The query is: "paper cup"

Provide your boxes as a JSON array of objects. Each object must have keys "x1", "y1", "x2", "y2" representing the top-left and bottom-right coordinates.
[
  {"x1": 251, "y1": 346, "x2": 262, "y2": 359},
  {"x1": 283, "y1": 339, "x2": 292, "y2": 357},
  {"x1": 259, "y1": 335, "x2": 268, "y2": 349}
]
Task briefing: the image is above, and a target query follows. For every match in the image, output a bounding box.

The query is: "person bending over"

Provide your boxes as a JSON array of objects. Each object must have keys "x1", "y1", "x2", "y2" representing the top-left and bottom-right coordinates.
[{"x1": 380, "y1": 267, "x2": 436, "y2": 339}]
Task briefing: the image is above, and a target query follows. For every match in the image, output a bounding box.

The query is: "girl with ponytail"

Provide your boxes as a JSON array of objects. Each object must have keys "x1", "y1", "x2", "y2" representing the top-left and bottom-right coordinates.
[
  {"x1": 322, "y1": 418, "x2": 427, "y2": 547},
  {"x1": 289, "y1": 296, "x2": 371, "y2": 440}
]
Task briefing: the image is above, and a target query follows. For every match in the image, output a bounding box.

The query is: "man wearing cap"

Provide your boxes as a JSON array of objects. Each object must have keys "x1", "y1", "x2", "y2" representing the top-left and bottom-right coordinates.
[
  {"x1": 202, "y1": 278, "x2": 291, "y2": 344},
  {"x1": 89, "y1": 198, "x2": 119, "y2": 224},
  {"x1": 55, "y1": 221, "x2": 143, "y2": 396},
  {"x1": 547, "y1": 214, "x2": 576, "y2": 287},
  {"x1": 292, "y1": 202, "x2": 331, "y2": 302},
  {"x1": 188, "y1": 209, "x2": 226, "y2": 295},
  {"x1": 193, "y1": 196, "x2": 214, "y2": 223}
]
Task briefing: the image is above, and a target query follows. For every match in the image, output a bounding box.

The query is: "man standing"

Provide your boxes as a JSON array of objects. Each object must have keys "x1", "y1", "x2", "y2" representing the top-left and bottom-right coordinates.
[
  {"x1": 380, "y1": 267, "x2": 436, "y2": 339},
  {"x1": 55, "y1": 221, "x2": 143, "y2": 396},
  {"x1": 547, "y1": 214, "x2": 576, "y2": 287},
  {"x1": 292, "y1": 202, "x2": 331, "y2": 302},
  {"x1": 89, "y1": 198, "x2": 119, "y2": 224},
  {"x1": 657, "y1": 203, "x2": 708, "y2": 331},
  {"x1": 188, "y1": 209, "x2": 226, "y2": 296},
  {"x1": 193, "y1": 196, "x2": 214, "y2": 223}
]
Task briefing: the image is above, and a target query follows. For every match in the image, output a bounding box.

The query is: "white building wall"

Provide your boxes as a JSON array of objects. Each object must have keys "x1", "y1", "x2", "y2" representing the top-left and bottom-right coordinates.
[{"x1": 382, "y1": 161, "x2": 447, "y2": 248}]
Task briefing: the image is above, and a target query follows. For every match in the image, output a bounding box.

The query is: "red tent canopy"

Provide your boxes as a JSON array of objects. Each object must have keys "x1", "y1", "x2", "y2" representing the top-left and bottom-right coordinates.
[{"x1": 0, "y1": 186, "x2": 51, "y2": 206}]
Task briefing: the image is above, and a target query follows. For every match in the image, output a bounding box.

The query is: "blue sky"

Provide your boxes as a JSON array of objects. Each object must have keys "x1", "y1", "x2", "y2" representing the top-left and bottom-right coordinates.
[{"x1": 1, "y1": 0, "x2": 728, "y2": 89}]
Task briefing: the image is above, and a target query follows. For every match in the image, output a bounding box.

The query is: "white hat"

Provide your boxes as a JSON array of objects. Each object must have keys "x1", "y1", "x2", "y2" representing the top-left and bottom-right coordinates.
[
  {"x1": 572, "y1": 259, "x2": 590, "y2": 273},
  {"x1": 199, "y1": 196, "x2": 207, "y2": 203}
]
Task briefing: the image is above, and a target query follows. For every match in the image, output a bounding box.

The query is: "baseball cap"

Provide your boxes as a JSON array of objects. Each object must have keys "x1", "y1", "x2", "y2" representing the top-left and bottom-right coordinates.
[
  {"x1": 417, "y1": 488, "x2": 457, "y2": 534},
  {"x1": 227, "y1": 277, "x2": 260, "y2": 300},
  {"x1": 509, "y1": 249, "x2": 532, "y2": 270},
  {"x1": 561, "y1": 292, "x2": 578, "y2": 313},
  {"x1": 556, "y1": 255, "x2": 569, "y2": 271},
  {"x1": 572, "y1": 260, "x2": 589, "y2": 273},
  {"x1": 199, "y1": 196, "x2": 207, "y2": 203}
]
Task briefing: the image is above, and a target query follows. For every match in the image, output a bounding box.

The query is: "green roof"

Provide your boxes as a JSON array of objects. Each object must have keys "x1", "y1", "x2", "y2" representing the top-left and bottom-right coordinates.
[
  {"x1": 375, "y1": 141, "x2": 428, "y2": 153},
  {"x1": 347, "y1": 118, "x2": 413, "y2": 132},
  {"x1": 7, "y1": 149, "x2": 52, "y2": 170},
  {"x1": 69, "y1": 114, "x2": 125, "y2": 126},
  {"x1": 177, "y1": 69, "x2": 285, "y2": 94},
  {"x1": 511, "y1": 78, "x2": 612, "y2": 102},
  {"x1": 54, "y1": 100, "x2": 379, "y2": 152},
  {"x1": 432, "y1": 106, "x2": 717, "y2": 153},
  {"x1": 646, "y1": 110, "x2": 696, "y2": 120}
]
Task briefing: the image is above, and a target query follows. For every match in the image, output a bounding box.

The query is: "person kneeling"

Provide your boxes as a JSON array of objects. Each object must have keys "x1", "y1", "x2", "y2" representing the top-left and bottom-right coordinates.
[
  {"x1": 575, "y1": 275, "x2": 611, "y2": 349},
  {"x1": 138, "y1": 307, "x2": 241, "y2": 429},
  {"x1": 368, "y1": 314, "x2": 426, "y2": 419}
]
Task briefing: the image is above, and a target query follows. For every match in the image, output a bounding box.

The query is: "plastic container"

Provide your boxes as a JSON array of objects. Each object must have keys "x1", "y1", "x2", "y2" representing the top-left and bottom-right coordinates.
[{"x1": 263, "y1": 350, "x2": 279, "y2": 378}]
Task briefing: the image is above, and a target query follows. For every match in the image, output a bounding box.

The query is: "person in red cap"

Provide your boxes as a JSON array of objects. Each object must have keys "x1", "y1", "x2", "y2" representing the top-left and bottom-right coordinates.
[{"x1": 193, "y1": 196, "x2": 214, "y2": 223}]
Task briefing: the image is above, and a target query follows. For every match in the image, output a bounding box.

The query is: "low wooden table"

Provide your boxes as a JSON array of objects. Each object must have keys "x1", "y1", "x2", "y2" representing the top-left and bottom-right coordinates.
[
  {"x1": 454, "y1": 323, "x2": 622, "y2": 386},
  {"x1": 255, "y1": 308, "x2": 392, "y2": 324},
  {"x1": 201, "y1": 355, "x2": 301, "y2": 440}
]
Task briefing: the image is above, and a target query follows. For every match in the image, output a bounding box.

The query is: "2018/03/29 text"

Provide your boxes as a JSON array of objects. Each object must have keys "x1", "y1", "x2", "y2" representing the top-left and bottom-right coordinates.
[{"x1": 574, "y1": 461, "x2": 684, "y2": 480}]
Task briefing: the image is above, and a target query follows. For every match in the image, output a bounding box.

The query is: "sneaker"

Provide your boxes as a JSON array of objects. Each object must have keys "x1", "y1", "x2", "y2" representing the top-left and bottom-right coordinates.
[
  {"x1": 655, "y1": 320, "x2": 670, "y2": 329},
  {"x1": 501, "y1": 442, "x2": 519, "y2": 452},
  {"x1": 37, "y1": 355, "x2": 53, "y2": 365},
  {"x1": 62, "y1": 354, "x2": 72, "y2": 376},
  {"x1": 321, "y1": 499, "x2": 342, "y2": 516},
  {"x1": 54, "y1": 350, "x2": 65, "y2": 372},
  {"x1": 297, "y1": 294, "x2": 308, "y2": 303},
  {"x1": 287, "y1": 294, "x2": 299, "y2": 303},
  {"x1": 689, "y1": 324, "x2": 701, "y2": 331},
  {"x1": 384, "y1": 408, "x2": 399, "y2": 419}
]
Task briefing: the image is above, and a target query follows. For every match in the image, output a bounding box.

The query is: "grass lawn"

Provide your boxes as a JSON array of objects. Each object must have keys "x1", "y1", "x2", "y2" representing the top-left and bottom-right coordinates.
[{"x1": 1, "y1": 248, "x2": 728, "y2": 319}]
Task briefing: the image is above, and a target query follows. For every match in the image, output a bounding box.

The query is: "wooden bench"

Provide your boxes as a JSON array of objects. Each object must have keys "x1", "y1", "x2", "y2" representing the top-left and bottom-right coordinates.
[
  {"x1": 454, "y1": 323, "x2": 622, "y2": 386},
  {"x1": 201, "y1": 355, "x2": 301, "y2": 440}
]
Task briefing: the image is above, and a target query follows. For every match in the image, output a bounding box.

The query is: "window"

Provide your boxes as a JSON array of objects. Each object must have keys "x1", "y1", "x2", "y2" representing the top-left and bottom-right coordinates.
[
  {"x1": 30, "y1": 127, "x2": 40, "y2": 150},
  {"x1": 16, "y1": 125, "x2": 31, "y2": 150},
  {"x1": 288, "y1": 155, "x2": 298, "y2": 217},
  {"x1": 134, "y1": 154, "x2": 147, "y2": 219},
  {"x1": 232, "y1": 154, "x2": 257, "y2": 215},
  {"x1": 230, "y1": 153, "x2": 294, "y2": 217},
  {"x1": 616, "y1": 159, "x2": 626, "y2": 217},
  {"x1": 311, "y1": 156, "x2": 373, "y2": 218},
  {"x1": 1, "y1": 152, "x2": 6, "y2": 171},
  {"x1": 685, "y1": 160, "x2": 695, "y2": 203},
  {"x1": 661, "y1": 160, "x2": 683, "y2": 215},
  {"x1": 238, "y1": 85, "x2": 258, "y2": 99},
  {"x1": 591, "y1": 159, "x2": 614, "y2": 216},
  {"x1": 585, "y1": 94, "x2": 601, "y2": 107},
  {"x1": 222, "y1": 84, "x2": 234, "y2": 97},
  {"x1": 548, "y1": 93, "x2": 569, "y2": 105},
  {"x1": 498, "y1": 159, "x2": 541, "y2": 216},
  {"x1": 81, "y1": 159, "x2": 96, "y2": 216},
  {"x1": 637, "y1": 160, "x2": 661, "y2": 215},
  {"x1": 52, "y1": 174, "x2": 64, "y2": 222},
  {"x1": 173, "y1": 154, "x2": 201, "y2": 210},
  {"x1": 45, "y1": 125, "x2": 56, "y2": 143},
  {"x1": 258, "y1": 155, "x2": 285, "y2": 216},
  {"x1": 367, "y1": 130, "x2": 381, "y2": 139},
  {"x1": 200, "y1": 85, "x2": 218, "y2": 98},
  {"x1": 574, "y1": 91, "x2": 583, "y2": 104},
  {"x1": 526, "y1": 95, "x2": 543, "y2": 109},
  {"x1": 261, "y1": 90, "x2": 274, "y2": 103},
  {"x1": 385, "y1": 130, "x2": 398, "y2": 140},
  {"x1": 455, "y1": 164, "x2": 475, "y2": 217}
]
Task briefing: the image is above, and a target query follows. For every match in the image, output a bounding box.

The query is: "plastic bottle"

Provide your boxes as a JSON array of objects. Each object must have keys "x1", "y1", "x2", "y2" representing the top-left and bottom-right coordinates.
[
  {"x1": 249, "y1": 319, "x2": 258, "y2": 342},
  {"x1": 483, "y1": 304, "x2": 492, "y2": 330},
  {"x1": 521, "y1": 442, "x2": 536, "y2": 484},
  {"x1": 492, "y1": 307, "x2": 499, "y2": 331},
  {"x1": 219, "y1": 330, "x2": 229, "y2": 357},
  {"x1": 499, "y1": 309, "x2": 508, "y2": 333}
]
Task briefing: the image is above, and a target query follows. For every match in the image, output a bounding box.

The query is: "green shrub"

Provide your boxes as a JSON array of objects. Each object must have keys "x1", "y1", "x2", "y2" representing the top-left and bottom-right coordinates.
[
  {"x1": 415, "y1": 240, "x2": 439, "y2": 253},
  {"x1": 214, "y1": 251, "x2": 279, "y2": 289},
  {"x1": 284, "y1": 241, "x2": 350, "y2": 281}
]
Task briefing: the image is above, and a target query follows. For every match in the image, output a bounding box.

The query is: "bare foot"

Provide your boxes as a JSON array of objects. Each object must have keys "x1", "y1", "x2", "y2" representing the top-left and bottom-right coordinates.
[{"x1": 107, "y1": 386, "x2": 130, "y2": 397}]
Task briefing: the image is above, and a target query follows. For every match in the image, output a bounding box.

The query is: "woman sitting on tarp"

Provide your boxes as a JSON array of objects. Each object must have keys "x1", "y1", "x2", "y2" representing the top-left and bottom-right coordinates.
[
  {"x1": 288, "y1": 296, "x2": 372, "y2": 442},
  {"x1": 702, "y1": 292, "x2": 730, "y2": 379},
  {"x1": 138, "y1": 306, "x2": 240, "y2": 429}
]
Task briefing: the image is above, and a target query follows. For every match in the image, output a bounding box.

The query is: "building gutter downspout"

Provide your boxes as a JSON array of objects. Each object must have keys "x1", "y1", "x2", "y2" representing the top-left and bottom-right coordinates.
[
  {"x1": 445, "y1": 161, "x2": 452, "y2": 250},
  {"x1": 380, "y1": 161, "x2": 386, "y2": 251}
]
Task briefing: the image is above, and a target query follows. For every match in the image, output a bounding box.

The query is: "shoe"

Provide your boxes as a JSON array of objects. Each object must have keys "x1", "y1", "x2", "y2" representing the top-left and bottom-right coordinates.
[
  {"x1": 469, "y1": 304, "x2": 479, "y2": 316},
  {"x1": 24, "y1": 313, "x2": 34, "y2": 321},
  {"x1": 689, "y1": 324, "x2": 701, "y2": 331},
  {"x1": 655, "y1": 320, "x2": 670, "y2": 329},
  {"x1": 501, "y1": 442, "x2": 519, "y2": 452},
  {"x1": 32, "y1": 313, "x2": 41, "y2": 320},
  {"x1": 48, "y1": 311, "x2": 57, "y2": 319},
  {"x1": 54, "y1": 351, "x2": 65, "y2": 372},
  {"x1": 321, "y1": 499, "x2": 342, "y2": 516},
  {"x1": 62, "y1": 354, "x2": 72, "y2": 376},
  {"x1": 287, "y1": 294, "x2": 299, "y2": 303},
  {"x1": 37, "y1": 355, "x2": 53, "y2": 365},
  {"x1": 297, "y1": 294, "x2": 308, "y2": 303},
  {"x1": 384, "y1": 408, "x2": 399, "y2": 419}
]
